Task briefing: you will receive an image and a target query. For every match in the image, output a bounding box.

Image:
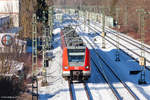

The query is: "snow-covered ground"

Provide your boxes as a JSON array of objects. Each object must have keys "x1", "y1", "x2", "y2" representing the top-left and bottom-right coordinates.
[
  {"x1": 89, "y1": 22, "x2": 150, "y2": 67},
  {"x1": 39, "y1": 25, "x2": 71, "y2": 100},
  {"x1": 78, "y1": 21, "x2": 150, "y2": 100},
  {"x1": 38, "y1": 14, "x2": 150, "y2": 100}
]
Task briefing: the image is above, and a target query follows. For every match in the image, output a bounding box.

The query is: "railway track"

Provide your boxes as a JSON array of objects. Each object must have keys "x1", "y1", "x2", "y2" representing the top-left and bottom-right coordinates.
[
  {"x1": 77, "y1": 26, "x2": 139, "y2": 100},
  {"x1": 68, "y1": 81, "x2": 74, "y2": 100},
  {"x1": 93, "y1": 22, "x2": 150, "y2": 50},
  {"x1": 68, "y1": 81, "x2": 92, "y2": 100},
  {"x1": 91, "y1": 23, "x2": 150, "y2": 54},
  {"x1": 88, "y1": 24, "x2": 150, "y2": 70},
  {"x1": 116, "y1": 33, "x2": 150, "y2": 50},
  {"x1": 91, "y1": 57, "x2": 121, "y2": 100}
]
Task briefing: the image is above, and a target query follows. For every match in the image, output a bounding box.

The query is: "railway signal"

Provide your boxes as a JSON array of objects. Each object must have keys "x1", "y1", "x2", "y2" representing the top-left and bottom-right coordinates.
[{"x1": 136, "y1": 9, "x2": 150, "y2": 84}]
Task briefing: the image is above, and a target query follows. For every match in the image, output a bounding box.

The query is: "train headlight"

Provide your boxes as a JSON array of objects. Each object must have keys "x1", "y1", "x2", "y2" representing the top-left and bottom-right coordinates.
[
  {"x1": 64, "y1": 66, "x2": 68, "y2": 69},
  {"x1": 85, "y1": 66, "x2": 89, "y2": 69}
]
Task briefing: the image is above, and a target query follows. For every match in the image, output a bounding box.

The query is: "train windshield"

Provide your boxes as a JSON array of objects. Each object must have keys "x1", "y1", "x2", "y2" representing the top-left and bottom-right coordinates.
[
  {"x1": 68, "y1": 55, "x2": 84, "y2": 62},
  {"x1": 68, "y1": 49, "x2": 85, "y2": 66}
]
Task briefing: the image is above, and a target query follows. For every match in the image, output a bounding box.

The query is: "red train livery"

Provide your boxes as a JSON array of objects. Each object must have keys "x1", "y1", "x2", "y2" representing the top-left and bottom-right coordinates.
[{"x1": 60, "y1": 26, "x2": 90, "y2": 80}]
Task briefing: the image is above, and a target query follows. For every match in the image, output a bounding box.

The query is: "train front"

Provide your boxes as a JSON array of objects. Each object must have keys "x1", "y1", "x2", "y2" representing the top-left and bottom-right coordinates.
[{"x1": 62, "y1": 46, "x2": 90, "y2": 80}]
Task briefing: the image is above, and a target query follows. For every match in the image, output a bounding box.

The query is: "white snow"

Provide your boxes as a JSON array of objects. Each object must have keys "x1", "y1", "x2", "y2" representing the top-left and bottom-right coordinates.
[
  {"x1": 39, "y1": 24, "x2": 71, "y2": 100},
  {"x1": 38, "y1": 13, "x2": 150, "y2": 100},
  {"x1": 78, "y1": 21, "x2": 150, "y2": 100}
]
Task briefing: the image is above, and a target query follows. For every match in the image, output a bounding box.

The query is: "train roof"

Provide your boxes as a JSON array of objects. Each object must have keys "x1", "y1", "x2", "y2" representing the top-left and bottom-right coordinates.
[{"x1": 62, "y1": 26, "x2": 85, "y2": 48}]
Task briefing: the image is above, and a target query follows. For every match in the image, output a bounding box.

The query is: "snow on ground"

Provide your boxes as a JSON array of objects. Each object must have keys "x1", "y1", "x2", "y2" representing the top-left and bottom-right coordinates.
[
  {"x1": 77, "y1": 26, "x2": 136, "y2": 100},
  {"x1": 90, "y1": 22, "x2": 150, "y2": 67},
  {"x1": 39, "y1": 21, "x2": 70, "y2": 100},
  {"x1": 78, "y1": 21, "x2": 150, "y2": 100},
  {"x1": 73, "y1": 83, "x2": 89, "y2": 100},
  {"x1": 39, "y1": 14, "x2": 150, "y2": 100}
]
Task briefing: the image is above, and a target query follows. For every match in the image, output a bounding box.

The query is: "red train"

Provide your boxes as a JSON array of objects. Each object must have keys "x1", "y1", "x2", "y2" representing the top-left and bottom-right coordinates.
[{"x1": 60, "y1": 26, "x2": 90, "y2": 80}]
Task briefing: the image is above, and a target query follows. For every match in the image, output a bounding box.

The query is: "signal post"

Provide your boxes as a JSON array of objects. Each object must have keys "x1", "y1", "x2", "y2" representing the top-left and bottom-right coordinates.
[{"x1": 136, "y1": 9, "x2": 150, "y2": 84}]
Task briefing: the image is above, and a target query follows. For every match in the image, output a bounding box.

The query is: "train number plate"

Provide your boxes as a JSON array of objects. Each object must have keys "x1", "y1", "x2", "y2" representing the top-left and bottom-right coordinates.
[{"x1": 74, "y1": 67, "x2": 79, "y2": 70}]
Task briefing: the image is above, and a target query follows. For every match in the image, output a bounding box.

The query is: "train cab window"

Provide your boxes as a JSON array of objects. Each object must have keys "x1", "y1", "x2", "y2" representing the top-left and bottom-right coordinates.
[
  {"x1": 68, "y1": 55, "x2": 84, "y2": 62},
  {"x1": 68, "y1": 49, "x2": 85, "y2": 64}
]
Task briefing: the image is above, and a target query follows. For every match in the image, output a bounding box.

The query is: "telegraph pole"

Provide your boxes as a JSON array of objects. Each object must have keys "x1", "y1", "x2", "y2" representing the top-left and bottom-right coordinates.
[
  {"x1": 136, "y1": 9, "x2": 150, "y2": 84},
  {"x1": 98, "y1": 7, "x2": 101, "y2": 23},
  {"x1": 89, "y1": 8, "x2": 91, "y2": 22},
  {"x1": 115, "y1": 8, "x2": 120, "y2": 61},
  {"x1": 76, "y1": 7, "x2": 79, "y2": 27},
  {"x1": 32, "y1": 13, "x2": 38, "y2": 100},
  {"x1": 96, "y1": 7, "x2": 99, "y2": 22},
  {"x1": 94, "y1": 7, "x2": 97, "y2": 22},
  {"x1": 84, "y1": 7, "x2": 86, "y2": 31},
  {"x1": 101, "y1": 8, "x2": 106, "y2": 49},
  {"x1": 87, "y1": 8, "x2": 90, "y2": 33},
  {"x1": 124, "y1": 6, "x2": 128, "y2": 26},
  {"x1": 48, "y1": 6, "x2": 53, "y2": 49},
  {"x1": 48, "y1": 7, "x2": 51, "y2": 36},
  {"x1": 41, "y1": 11, "x2": 48, "y2": 86}
]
